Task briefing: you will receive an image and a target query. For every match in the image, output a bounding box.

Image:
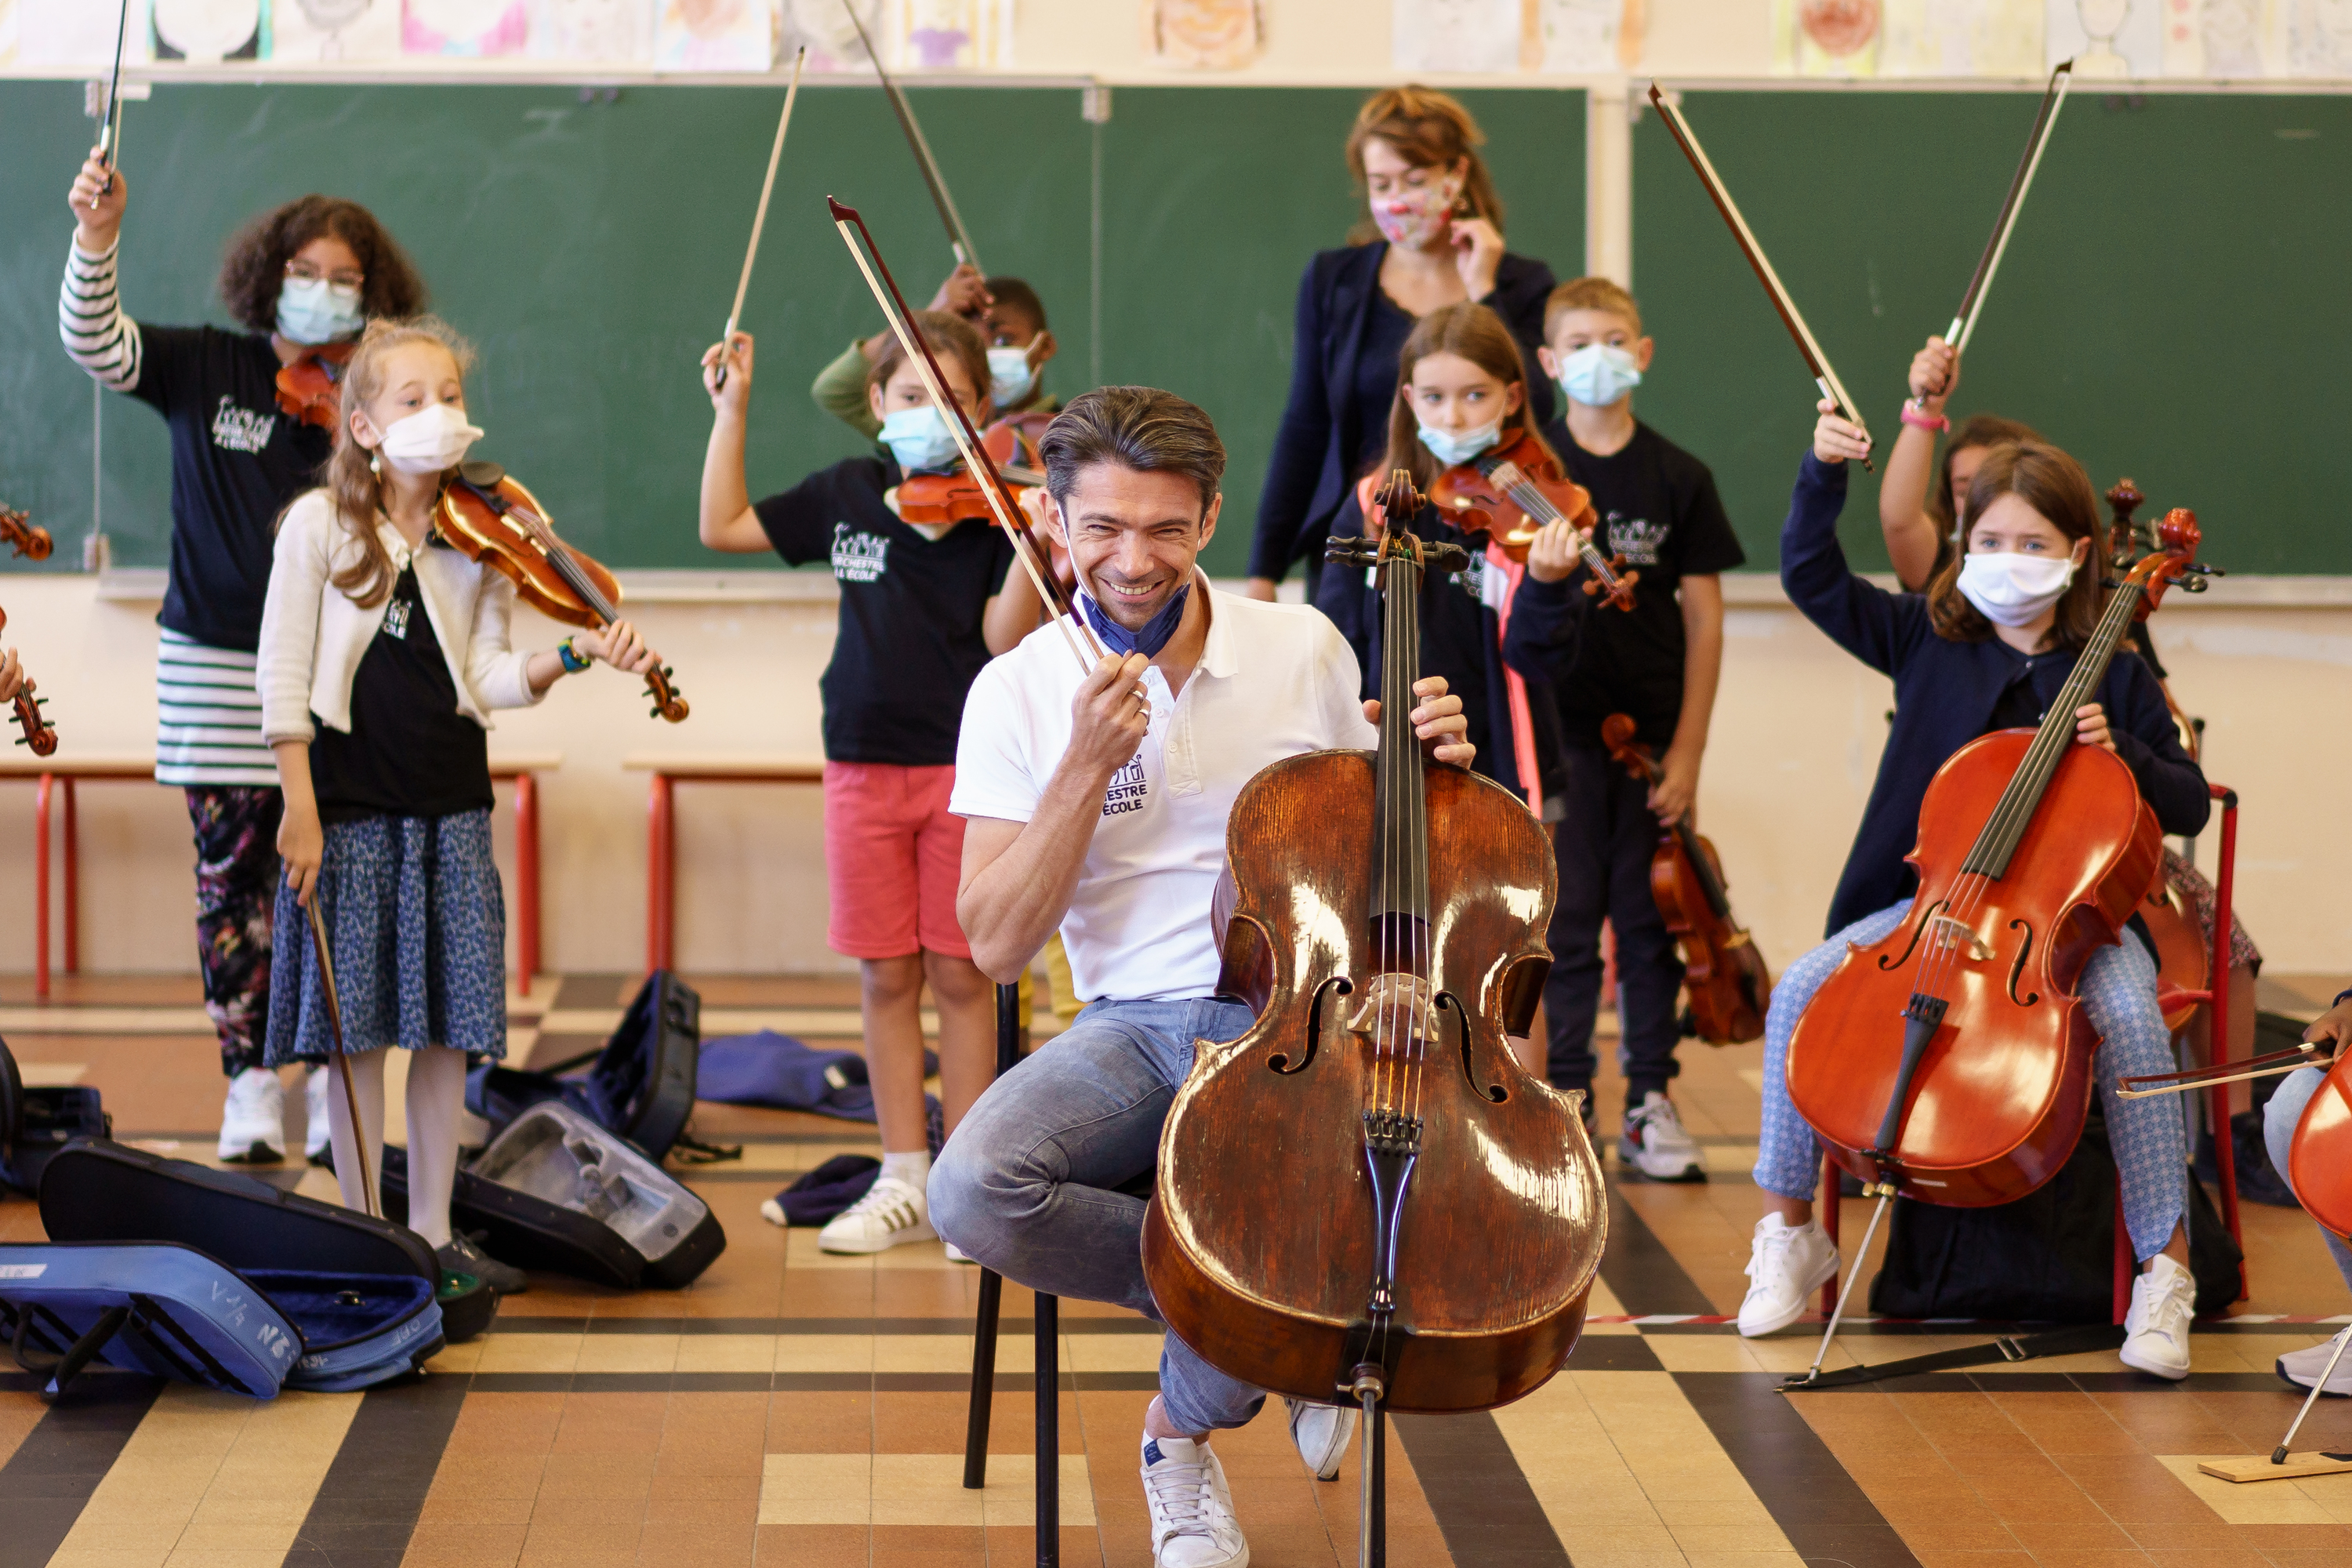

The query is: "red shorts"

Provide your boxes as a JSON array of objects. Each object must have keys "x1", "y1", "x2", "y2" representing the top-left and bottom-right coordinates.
[{"x1": 822, "y1": 761, "x2": 971, "y2": 960}]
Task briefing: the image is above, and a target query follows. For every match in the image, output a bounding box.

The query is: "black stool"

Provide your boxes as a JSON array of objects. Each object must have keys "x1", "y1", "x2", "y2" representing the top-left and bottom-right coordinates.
[{"x1": 962, "y1": 982, "x2": 1058, "y2": 1566}]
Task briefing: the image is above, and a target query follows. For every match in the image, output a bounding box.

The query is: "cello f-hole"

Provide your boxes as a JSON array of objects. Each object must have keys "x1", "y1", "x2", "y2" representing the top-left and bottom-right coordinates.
[
  {"x1": 1439, "y1": 993, "x2": 1507, "y2": 1104},
  {"x1": 2005, "y1": 919, "x2": 2040, "y2": 1006},
  {"x1": 1272, "y1": 975, "x2": 1349, "y2": 1075},
  {"x1": 1878, "y1": 898, "x2": 1948, "y2": 971}
]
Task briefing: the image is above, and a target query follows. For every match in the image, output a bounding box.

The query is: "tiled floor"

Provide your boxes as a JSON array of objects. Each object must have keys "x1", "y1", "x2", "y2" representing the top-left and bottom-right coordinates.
[{"x1": 5, "y1": 970, "x2": 2352, "y2": 1568}]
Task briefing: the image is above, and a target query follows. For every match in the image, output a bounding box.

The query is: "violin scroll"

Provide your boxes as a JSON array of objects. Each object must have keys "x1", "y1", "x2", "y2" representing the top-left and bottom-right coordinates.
[
  {"x1": 2103, "y1": 477, "x2": 2144, "y2": 564},
  {"x1": 0, "y1": 605, "x2": 60, "y2": 757},
  {"x1": 0, "y1": 509, "x2": 54, "y2": 561},
  {"x1": 644, "y1": 664, "x2": 690, "y2": 724},
  {"x1": 1600, "y1": 713, "x2": 1653, "y2": 782},
  {"x1": 1581, "y1": 555, "x2": 1641, "y2": 611},
  {"x1": 274, "y1": 343, "x2": 356, "y2": 431}
]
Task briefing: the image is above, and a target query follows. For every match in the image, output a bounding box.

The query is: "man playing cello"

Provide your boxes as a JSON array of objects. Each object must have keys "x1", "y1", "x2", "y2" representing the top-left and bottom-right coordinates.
[{"x1": 931, "y1": 385, "x2": 1475, "y2": 1568}]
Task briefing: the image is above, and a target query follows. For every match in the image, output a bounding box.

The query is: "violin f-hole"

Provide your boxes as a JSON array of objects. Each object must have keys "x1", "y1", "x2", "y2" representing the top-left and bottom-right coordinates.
[
  {"x1": 1272, "y1": 975, "x2": 1348, "y2": 1075},
  {"x1": 1878, "y1": 898, "x2": 1948, "y2": 971},
  {"x1": 2005, "y1": 920, "x2": 2039, "y2": 1006},
  {"x1": 1439, "y1": 993, "x2": 1507, "y2": 1104}
]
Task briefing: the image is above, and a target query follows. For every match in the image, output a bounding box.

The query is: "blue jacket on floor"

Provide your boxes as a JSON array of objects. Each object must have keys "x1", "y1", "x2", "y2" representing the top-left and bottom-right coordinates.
[{"x1": 1780, "y1": 452, "x2": 2209, "y2": 936}]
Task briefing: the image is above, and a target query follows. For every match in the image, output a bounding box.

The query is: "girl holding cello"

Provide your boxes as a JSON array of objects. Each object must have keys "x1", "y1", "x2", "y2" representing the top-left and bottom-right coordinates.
[
  {"x1": 259, "y1": 316, "x2": 663, "y2": 1291},
  {"x1": 1740, "y1": 405, "x2": 2209, "y2": 1379},
  {"x1": 59, "y1": 151, "x2": 425, "y2": 1167}
]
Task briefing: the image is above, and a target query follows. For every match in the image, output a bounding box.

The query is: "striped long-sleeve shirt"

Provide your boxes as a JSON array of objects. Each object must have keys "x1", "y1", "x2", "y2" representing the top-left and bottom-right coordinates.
[{"x1": 58, "y1": 240, "x2": 144, "y2": 390}]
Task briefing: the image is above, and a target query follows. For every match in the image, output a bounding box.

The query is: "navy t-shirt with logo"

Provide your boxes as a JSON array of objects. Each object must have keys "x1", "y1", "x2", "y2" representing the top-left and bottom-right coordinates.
[
  {"x1": 1511, "y1": 419, "x2": 1745, "y2": 749},
  {"x1": 129, "y1": 325, "x2": 335, "y2": 652},
  {"x1": 753, "y1": 456, "x2": 1016, "y2": 766}
]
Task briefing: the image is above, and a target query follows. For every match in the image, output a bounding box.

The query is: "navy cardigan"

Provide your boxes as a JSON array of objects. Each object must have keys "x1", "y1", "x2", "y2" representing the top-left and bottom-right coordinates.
[
  {"x1": 1781, "y1": 453, "x2": 2210, "y2": 937},
  {"x1": 1247, "y1": 243, "x2": 1558, "y2": 584}
]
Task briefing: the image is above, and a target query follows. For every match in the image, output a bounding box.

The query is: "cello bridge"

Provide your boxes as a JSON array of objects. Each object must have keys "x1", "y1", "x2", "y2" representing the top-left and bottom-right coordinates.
[
  {"x1": 1928, "y1": 915, "x2": 1995, "y2": 961},
  {"x1": 1348, "y1": 973, "x2": 1435, "y2": 1049}
]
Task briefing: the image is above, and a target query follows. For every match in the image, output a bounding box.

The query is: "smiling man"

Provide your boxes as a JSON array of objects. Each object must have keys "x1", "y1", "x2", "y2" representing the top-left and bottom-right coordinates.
[{"x1": 931, "y1": 385, "x2": 1472, "y2": 1568}]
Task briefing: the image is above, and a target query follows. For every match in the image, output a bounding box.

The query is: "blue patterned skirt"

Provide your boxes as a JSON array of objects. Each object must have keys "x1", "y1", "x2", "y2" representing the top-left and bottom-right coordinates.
[{"x1": 263, "y1": 809, "x2": 506, "y2": 1065}]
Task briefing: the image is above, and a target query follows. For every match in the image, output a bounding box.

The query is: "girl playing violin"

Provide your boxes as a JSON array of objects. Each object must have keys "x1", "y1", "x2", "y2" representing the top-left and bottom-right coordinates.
[
  {"x1": 60, "y1": 151, "x2": 425, "y2": 1169},
  {"x1": 699, "y1": 311, "x2": 1040, "y2": 1256},
  {"x1": 1741, "y1": 405, "x2": 2209, "y2": 1380},
  {"x1": 259, "y1": 317, "x2": 662, "y2": 1294}
]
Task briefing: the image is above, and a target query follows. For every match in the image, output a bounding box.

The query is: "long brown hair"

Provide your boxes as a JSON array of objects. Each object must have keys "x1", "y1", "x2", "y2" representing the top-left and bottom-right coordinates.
[
  {"x1": 1377, "y1": 302, "x2": 1554, "y2": 497},
  {"x1": 1926, "y1": 438, "x2": 2104, "y2": 647},
  {"x1": 219, "y1": 195, "x2": 426, "y2": 335},
  {"x1": 1345, "y1": 87, "x2": 1505, "y2": 247},
  {"x1": 316, "y1": 315, "x2": 476, "y2": 609}
]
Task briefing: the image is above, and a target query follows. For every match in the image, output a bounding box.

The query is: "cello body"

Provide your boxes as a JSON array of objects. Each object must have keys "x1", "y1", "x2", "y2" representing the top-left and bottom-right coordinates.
[
  {"x1": 1787, "y1": 729, "x2": 2161, "y2": 1207},
  {"x1": 2289, "y1": 1055, "x2": 2352, "y2": 1240}
]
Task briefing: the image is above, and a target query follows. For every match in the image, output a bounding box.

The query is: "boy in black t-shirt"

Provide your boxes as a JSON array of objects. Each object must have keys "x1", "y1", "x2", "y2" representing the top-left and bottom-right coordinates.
[
  {"x1": 699, "y1": 310, "x2": 1040, "y2": 1255},
  {"x1": 1502, "y1": 278, "x2": 1744, "y2": 1182}
]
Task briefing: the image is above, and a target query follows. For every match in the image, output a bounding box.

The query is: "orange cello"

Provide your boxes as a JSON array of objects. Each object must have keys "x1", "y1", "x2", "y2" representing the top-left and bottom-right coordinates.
[
  {"x1": 1601, "y1": 713, "x2": 1771, "y2": 1045},
  {"x1": 1145, "y1": 471, "x2": 1605, "y2": 1421},
  {"x1": 1787, "y1": 508, "x2": 2212, "y2": 1207}
]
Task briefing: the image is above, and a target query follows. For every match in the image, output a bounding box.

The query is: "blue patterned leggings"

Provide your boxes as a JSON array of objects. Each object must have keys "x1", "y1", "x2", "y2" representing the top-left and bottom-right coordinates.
[{"x1": 1754, "y1": 901, "x2": 2187, "y2": 1262}]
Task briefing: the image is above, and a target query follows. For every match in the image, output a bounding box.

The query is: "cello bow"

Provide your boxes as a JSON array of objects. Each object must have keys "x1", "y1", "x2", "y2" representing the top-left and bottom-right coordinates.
[
  {"x1": 1646, "y1": 82, "x2": 1873, "y2": 469},
  {"x1": 827, "y1": 197, "x2": 1102, "y2": 673},
  {"x1": 1947, "y1": 60, "x2": 2074, "y2": 358},
  {"x1": 840, "y1": 0, "x2": 984, "y2": 273},
  {"x1": 713, "y1": 45, "x2": 808, "y2": 392}
]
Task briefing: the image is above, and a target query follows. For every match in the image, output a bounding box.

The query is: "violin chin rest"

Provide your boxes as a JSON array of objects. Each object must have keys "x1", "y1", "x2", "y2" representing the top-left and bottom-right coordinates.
[{"x1": 459, "y1": 459, "x2": 506, "y2": 488}]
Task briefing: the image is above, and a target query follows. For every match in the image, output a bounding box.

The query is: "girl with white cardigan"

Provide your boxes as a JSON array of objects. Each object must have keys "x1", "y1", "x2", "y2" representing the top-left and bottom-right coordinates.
[{"x1": 257, "y1": 315, "x2": 662, "y2": 1290}]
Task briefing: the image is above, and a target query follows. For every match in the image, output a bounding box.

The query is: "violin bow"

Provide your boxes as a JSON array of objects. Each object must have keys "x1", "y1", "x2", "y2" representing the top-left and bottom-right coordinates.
[
  {"x1": 1647, "y1": 83, "x2": 1872, "y2": 469},
  {"x1": 829, "y1": 197, "x2": 1103, "y2": 673},
  {"x1": 840, "y1": 0, "x2": 983, "y2": 273},
  {"x1": 304, "y1": 893, "x2": 379, "y2": 1220},
  {"x1": 713, "y1": 46, "x2": 808, "y2": 393},
  {"x1": 91, "y1": 0, "x2": 131, "y2": 206},
  {"x1": 1946, "y1": 60, "x2": 2073, "y2": 361}
]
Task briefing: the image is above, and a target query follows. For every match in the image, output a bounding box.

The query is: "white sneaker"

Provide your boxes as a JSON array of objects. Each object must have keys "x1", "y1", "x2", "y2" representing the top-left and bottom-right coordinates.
[
  {"x1": 1619, "y1": 1092, "x2": 1705, "y2": 1182},
  {"x1": 304, "y1": 1067, "x2": 332, "y2": 1164},
  {"x1": 2278, "y1": 1327, "x2": 2352, "y2": 1395},
  {"x1": 1139, "y1": 1435, "x2": 1249, "y2": 1568},
  {"x1": 1285, "y1": 1397, "x2": 1356, "y2": 1481},
  {"x1": 1737, "y1": 1214, "x2": 1840, "y2": 1338},
  {"x1": 217, "y1": 1068, "x2": 286, "y2": 1163},
  {"x1": 2120, "y1": 1253, "x2": 2196, "y2": 1380},
  {"x1": 815, "y1": 1174, "x2": 935, "y2": 1254}
]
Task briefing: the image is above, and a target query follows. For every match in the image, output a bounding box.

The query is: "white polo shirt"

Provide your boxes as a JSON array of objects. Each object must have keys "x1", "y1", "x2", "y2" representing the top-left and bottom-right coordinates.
[{"x1": 951, "y1": 579, "x2": 1377, "y2": 1003}]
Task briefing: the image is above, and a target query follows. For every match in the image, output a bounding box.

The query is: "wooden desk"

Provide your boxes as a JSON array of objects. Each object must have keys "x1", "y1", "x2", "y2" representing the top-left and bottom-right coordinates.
[
  {"x1": 0, "y1": 752, "x2": 562, "y2": 1000},
  {"x1": 623, "y1": 753, "x2": 826, "y2": 973}
]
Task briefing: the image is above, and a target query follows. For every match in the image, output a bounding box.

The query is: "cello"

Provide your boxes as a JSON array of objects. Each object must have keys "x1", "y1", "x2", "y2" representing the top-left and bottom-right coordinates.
[
  {"x1": 1786, "y1": 507, "x2": 2210, "y2": 1208},
  {"x1": 1601, "y1": 713, "x2": 1771, "y2": 1045},
  {"x1": 1144, "y1": 471, "x2": 1606, "y2": 1421}
]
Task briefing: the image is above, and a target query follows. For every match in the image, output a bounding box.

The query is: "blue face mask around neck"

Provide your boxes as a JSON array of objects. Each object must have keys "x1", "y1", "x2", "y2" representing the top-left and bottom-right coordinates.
[
  {"x1": 878, "y1": 405, "x2": 961, "y2": 474},
  {"x1": 1081, "y1": 581, "x2": 1191, "y2": 659}
]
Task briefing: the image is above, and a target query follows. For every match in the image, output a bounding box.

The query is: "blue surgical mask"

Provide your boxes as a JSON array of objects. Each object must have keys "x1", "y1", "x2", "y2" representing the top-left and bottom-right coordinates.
[
  {"x1": 1081, "y1": 583, "x2": 1191, "y2": 659},
  {"x1": 1416, "y1": 416, "x2": 1503, "y2": 468},
  {"x1": 1556, "y1": 343, "x2": 1643, "y2": 408},
  {"x1": 987, "y1": 346, "x2": 1036, "y2": 408},
  {"x1": 275, "y1": 277, "x2": 364, "y2": 346},
  {"x1": 878, "y1": 405, "x2": 961, "y2": 474}
]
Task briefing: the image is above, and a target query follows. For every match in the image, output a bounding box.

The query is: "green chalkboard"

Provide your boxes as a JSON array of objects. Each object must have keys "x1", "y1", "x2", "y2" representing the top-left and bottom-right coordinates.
[
  {"x1": 1631, "y1": 89, "x2": 2352, "y2": 576},
  {"x1": 0, "y1": 79, "x2": 1584, "y2": 578}
]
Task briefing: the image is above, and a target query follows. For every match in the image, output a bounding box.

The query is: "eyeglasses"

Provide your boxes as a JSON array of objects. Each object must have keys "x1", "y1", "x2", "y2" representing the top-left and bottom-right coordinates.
[{"x1": 285, "y1": 260, "x2": 365, "y2": 291}]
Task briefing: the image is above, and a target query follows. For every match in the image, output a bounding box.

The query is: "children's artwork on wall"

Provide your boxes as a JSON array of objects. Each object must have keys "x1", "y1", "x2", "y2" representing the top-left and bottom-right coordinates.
[
  {"x1": 655, "y1": 0, "x2": 774, "y2": 67},
  {"x1": 532, "y1": 0, "x2": 650, "y2": 58},
  {"x1": 153, "y1": 0, "x2": 263, "y2": 58},
  {"x1": 899, "y1": 0, "x2": 1007, "y2": 67},
  {"x1": 2161, "y1": 0, "x2": 2278, "y2": 71},
  {"x1": 2286, "y1": 0, "x2": 2352, "y2": 71},
  {"x1": 1142, "y1": 0, "x2": 1258, "y2": 67},
  {"x1": 405, "y1": 0, "x2": 530, "y2": 53},
  {"x1": 1775, "y1": 0, "x2": 1884, "y2": 73},
  {"x1": 271, "y1": 0, "x2": 397, "y2": 58},
  {"x1": 1537, "y1": 0, "x2": 1638, "y2": 70},
  {"x1": 18, "y1": 0, "x2": 148, "y2": 64},
  {"x1": 782, "y1": 0, "x2": 877, "y2": 68},
  {"x1": 2046, "y1": 0, "x2": 2158, "y2": 71},
  {"x1": 1880, "y1": 0, "x2": 2042, "y2": 72},
  {"x1": 1394, "y1": 0, "x2": 1521, "y2": 71}
]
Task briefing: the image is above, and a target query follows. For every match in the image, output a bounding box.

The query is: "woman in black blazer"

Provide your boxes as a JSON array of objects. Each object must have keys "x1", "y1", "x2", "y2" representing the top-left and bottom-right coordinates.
[{"x1": 1243, "y1": 86, "x2": 1558, "y2": 601}]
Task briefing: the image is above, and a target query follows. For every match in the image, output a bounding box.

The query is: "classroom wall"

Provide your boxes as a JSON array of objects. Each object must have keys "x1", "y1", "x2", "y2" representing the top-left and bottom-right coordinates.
[{"x1": 5, "y1": 573, "x2": 2346, "y2": 982}]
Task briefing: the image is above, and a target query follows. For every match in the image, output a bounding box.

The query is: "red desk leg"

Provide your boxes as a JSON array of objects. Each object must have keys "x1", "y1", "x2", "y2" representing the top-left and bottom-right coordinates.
[
  {"x1": 34, "y1": 772, "x2": 53, "y2": 1001},
  {"x1": 647, "y1": 773, "x2": 675, "y2": 975},
  {"x1": 1820, "y1": 1147, "x2": 1841, "y2": 1317},
  {"x1": 515, "y1": 772, "x2": 540, "y2": 996},
  {"x1": 62, "y1": 777, "x2": 78, "y2": 975}
]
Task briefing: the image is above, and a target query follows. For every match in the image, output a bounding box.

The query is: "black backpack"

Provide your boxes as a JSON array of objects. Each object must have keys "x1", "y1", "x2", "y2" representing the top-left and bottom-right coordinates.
[
  {"x1": 467, "y1": 972, "x2": 704, "y2": 1159},
  {"x1": 0, "y1": 1036, "x2": 111, "y2": 1197}
]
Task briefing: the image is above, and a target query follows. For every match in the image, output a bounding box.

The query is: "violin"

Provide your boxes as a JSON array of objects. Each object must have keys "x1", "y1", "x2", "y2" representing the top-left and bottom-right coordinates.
[
  {"x1": 274, "y1": 341, "x2": 355, "y2": 431},
  {"x1": 1788, "y1": 509, "x2": 2213, "y2": 1205},
  {"x1": 0, "y1": 605, "x2": 59, "y2": 757},
  {"x1": 1428, "y1": 430, "x2": 1638, "y2": 610},
  {"x1": 0, "y1": 508, "x2": 54, "y2": 561},
  {"x1": 432, "y1": 462, "x2": 689, "y2": 724},
  {"x1": 1145, "y1": 471, "x2": 1605, "y2": 1415},
  {"x1": 895, "y1": 423, "x2": 1073, "y2": 590},
  {"x1": 1601, "y1": 713, "x2": 1771, "y2": 1045}
]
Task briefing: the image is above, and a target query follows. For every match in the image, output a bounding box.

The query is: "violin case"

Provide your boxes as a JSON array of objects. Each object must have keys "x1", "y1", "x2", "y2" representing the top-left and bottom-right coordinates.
[
  {"x1": 35, "y1": 1138, "x2": 493, "y2": 1345},
  {"x1": 0, "y1": 1036, "x2": 111, "y2": 1196},
  {"x1": 469, "y1": 971, "x2": 701, "y2": 1160},
  {"x1": 382, "y1": 1101, "x2": 723, "y2": 1290},
  {"x1": 0, "y1": 1240, "x2": 442, "y2": 1402}
]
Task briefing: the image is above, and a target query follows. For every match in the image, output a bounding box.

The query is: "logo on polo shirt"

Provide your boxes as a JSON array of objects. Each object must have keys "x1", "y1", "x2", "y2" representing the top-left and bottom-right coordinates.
[
  {"x1": 1102, "y1": 752, "x2": 1149, "y2": 818},
  {"x1": 1605, "y1": 514, "x2": 1671, "y2": 568},
  {"x1": 831, "y1": 523, "x2": 890, "y2": 583},
  {"x1": 210, "y1": 397, "x2": 275, "y2": 455}
]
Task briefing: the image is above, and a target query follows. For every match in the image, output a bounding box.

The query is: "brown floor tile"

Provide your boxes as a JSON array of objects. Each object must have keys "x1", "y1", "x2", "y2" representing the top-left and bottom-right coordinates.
[{"x1": 753, "y1": 1524, "x2": 869, "y2": 1568}]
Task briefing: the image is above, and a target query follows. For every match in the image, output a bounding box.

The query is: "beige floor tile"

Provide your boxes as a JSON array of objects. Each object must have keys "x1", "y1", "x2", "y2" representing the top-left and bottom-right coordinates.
[
  {"x1": 428, "y1": 1340, "x2": 488, "y2": 1374},
  {"x1": 477, "y1": 1334, "x2": 586, "y2": 1374},
  {"x1": 773, "y1": 1336, "x2": 875, "y2": 1374},
  {"x1": 1061, "y1": 1334, "x2": 1163, "y2": 1374},
  {"x1": 2156, "y1": 1455, "x2": 2336, "y2": 1523},
  {"x1": 576, "y1": 1336, "x2": 681, "y2": 1374},
  {"x1": 872, "y1": 1336, "x2": 1003, "y2": 1374},
  {"x1": 759, "y1": 1454, "x2": 873, "y2": 1525},
  {"x1": 677, "y1": 1335, "x2": 780, "y2": 1374}
]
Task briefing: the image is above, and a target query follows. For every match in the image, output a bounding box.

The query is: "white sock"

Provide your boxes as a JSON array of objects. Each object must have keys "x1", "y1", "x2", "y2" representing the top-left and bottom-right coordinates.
[{"x1": 880, "y1": 1150, "x2": 931, "y2": 1190}]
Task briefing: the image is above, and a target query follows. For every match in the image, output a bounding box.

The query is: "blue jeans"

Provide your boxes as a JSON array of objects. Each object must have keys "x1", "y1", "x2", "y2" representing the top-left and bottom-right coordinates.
[
  {"x1": 928, "y1": 996, "x2": 1267, "y2": 1435},
  {"x1": 1754, "y1": 900, "x2": 2187, "y2": 1261},
  {"x1": 2263, "y1": 1067, "x2": 2352, "y2": 1290}
]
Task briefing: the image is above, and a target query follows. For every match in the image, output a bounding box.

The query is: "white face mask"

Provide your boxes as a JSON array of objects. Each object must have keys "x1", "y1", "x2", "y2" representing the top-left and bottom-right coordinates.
[
  {"x1": 986, "y1": 346, "x2": 1036, "y2": 408},
  {"x1": 1957, "y1": 550, "x2": 2076, "y2": 627},
  {"x1": 376, "y1": 403, "x2": 483, "y2": 475},
  {"x1": 1555, "y1": 343, "x2": 1644, "y2": 408},
  {"x1": 878, "y1": 405, "x2": 962, "y2": 473},
  {"x1": 276, "y1": 276, "x2": 364, "y2": 346},
  {"x1": 1416, "y1": 416, "x2": 1503, "y2": 468}
]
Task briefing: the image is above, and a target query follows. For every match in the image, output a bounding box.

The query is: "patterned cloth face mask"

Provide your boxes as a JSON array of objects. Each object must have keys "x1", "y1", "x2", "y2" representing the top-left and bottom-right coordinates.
[{"x1": 1370, "y1": 172, "x2": 1464, "y2": 250}]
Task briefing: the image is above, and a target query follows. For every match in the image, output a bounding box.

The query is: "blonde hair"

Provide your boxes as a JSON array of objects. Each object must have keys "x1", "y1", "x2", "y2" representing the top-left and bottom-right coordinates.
[
  {"x1": 1377, "y1": 302, "x2": 1556, "y2": 496},
  {"x1": 318, "y1": 315, "x2": 476, "y2": 609},
  {"x1": 1544, "y1": 277, "x2": 1642, "y2": 339},
  {"x1": 1345, "y1": 87, "x2": 1505, "y2": 247}
]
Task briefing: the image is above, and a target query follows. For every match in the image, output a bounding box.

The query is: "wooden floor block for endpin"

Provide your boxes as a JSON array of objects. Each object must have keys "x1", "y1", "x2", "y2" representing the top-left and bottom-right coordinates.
[{"x1": 2198, "y1": 1452, "x2": 2352, "y2": 1483}]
